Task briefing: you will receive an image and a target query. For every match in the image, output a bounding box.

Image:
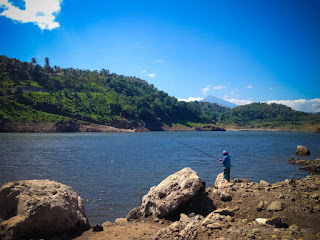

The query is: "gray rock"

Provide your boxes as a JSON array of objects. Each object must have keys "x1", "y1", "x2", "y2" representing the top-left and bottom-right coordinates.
[
  {"x1": 257, "y1": 201, "x2": 267, "y2": 212},
  {"x1": 207, "y1": 223, "x2": 221, "y2": 229},
  {"x1": 259, "y1": 180, "x2": 271, "y2": 187},
  {"x1": 267, "y1": 201, "x2": 285, "y2": 212},
  {"x1": 140, "y1": 167, "x2": 202, "y2": 218},
  {"x1": 296, "y1": 145, "x2": 310, "y2": 155},
  {"x1": 125, "y1": 206, "x2": 141, "y2": 220},
  {"x1": 0, "y1": 180, "x2": 89, "y2": 240},
  {"x1": 151, "y1": 213, "x2": 202, "y2": 240},
  {"x1": 215, "y1": 172, "x2": 233, "y2": 186},
  {"x1": 114, "y1": 218, "x2": 128, "y2": 225}
]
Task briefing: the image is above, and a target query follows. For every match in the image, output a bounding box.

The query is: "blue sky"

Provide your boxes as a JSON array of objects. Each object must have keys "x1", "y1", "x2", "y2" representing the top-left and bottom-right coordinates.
[{"x1": 1, "y1": 0, "x2": 319, "y2": 112}]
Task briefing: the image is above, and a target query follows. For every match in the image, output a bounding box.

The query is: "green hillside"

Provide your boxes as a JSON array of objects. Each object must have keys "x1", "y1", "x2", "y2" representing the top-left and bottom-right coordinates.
[
  {"x1": 1, "y1": 55, "x2": 319, "y2": 132},
  {"x1": 0, "y1": 55, "x2": 213, "y2": 130},
  {"x1": 219, "y1": 102, "x2": 320, "y2": 130}
]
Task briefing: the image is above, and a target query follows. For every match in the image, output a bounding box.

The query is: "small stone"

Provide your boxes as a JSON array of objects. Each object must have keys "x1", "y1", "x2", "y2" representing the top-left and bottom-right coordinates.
[
  {"x1": 202, "y1": 219, "x2": 214, "y2": 226},
  {"x1": 115, "y1": 218, "x2": 128, "y2": 225},
  {"x1": 179, "y1": 229, "x2": 187, "y2": 237},
  {"x1": 289, "y1": 224, "x2": 300, "y2": 232},
  {"x1": 313, "y1": 205, "x2": 320, "y2": 212},
  {"x1": 255, "y1": 218, "x2": 268, "y2": 225},
  {"x1": 257, "y1": 201, "x2": 266, "y2": 211},
  {"x1": 252, "y1": 228, "x2": 261, "y2": 234},
  {"x1": 225, "y1": 215, "x2": 233, "y2": 222},
  {"x1": 207, "y1": 223, "x2": 221, "y2": 229},
  {"x1": 260, "y1": 180, "x2": 271, "y2": 187},
  {"x1": 310, "y1": 193, "x2": 320, "y2": 199},
  {"x1": 267, "y1": 201, "x2": 284, "y2": 212}
]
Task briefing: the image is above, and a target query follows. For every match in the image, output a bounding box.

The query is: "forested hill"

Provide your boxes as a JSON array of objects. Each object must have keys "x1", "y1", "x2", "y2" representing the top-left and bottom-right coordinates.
[
  {"x1": 0, "y1": 55, "x2": 220, "y2": 130},
  {"x1": 1, "y1": 55, "x2": 319, "y2": 132},
  {"x1": 219, "y1": 102, "x2": 320, "y2": 130}
]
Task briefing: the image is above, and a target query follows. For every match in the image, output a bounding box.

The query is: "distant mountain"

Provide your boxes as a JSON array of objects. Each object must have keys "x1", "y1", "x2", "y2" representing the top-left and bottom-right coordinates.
[{"x1": 201, "y1": 95, "x2": 238, "y2": 108}]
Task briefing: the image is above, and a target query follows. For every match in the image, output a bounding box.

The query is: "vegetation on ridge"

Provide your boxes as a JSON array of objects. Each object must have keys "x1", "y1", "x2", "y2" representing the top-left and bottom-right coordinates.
[{"x1": 0, "y1": 55, "x2": 319, "y2": 131}]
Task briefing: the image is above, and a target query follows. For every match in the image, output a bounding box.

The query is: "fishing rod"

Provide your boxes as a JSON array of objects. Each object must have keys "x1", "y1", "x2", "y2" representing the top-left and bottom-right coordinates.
[
  {"x1": 174, "y1": 139, "x2": 235, "y2": 168},
  {"x1": 175, "y1": 140, "x2": 219, "y2": 160}
]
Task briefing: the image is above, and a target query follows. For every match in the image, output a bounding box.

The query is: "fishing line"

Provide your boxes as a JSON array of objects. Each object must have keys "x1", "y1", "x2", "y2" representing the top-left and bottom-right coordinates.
[
  {"x1": 174, "y1": 139, "x2": 235, "y2": 168},
  {"x1": 175, "y1": 140, "x2": 219, "y2": 160}
]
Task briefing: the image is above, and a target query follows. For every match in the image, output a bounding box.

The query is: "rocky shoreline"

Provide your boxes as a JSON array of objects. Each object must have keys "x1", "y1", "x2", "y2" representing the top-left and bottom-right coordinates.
[
  {"x1": 75, "y1": 171, "x2": 320, "y2": 240},
  {"x1": 1, "y1": 167, "x2": 320, "y2": 240}
]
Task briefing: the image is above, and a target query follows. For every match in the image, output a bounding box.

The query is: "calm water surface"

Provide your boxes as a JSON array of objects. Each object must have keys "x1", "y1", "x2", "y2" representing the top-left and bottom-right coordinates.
[{"x1": 0, "y1": 131, "x2": 319, "y2": 224}]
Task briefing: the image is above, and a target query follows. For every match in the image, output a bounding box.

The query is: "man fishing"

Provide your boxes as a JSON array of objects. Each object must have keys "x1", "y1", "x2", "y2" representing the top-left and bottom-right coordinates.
[{"x1": 220, "y1": 150, "x2": 231, "y2": 182}]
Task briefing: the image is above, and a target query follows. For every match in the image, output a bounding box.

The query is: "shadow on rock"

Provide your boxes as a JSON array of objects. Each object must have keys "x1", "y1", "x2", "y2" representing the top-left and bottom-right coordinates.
[{"x1": 164, "y1": 189, "x2": 216, "y2": 221}]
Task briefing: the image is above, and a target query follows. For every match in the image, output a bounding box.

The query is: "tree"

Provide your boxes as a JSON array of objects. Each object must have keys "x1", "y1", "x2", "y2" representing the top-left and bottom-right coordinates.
[
  {"x1": 44, "y1": 57, "x2": 51, "y2": 73},
  {"x1": 30, "y1": 58, "x2": 37, "y2": 65}
]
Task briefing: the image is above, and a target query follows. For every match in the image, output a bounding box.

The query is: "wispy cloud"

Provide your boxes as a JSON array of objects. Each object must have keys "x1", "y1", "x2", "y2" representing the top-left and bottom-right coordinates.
[
  {"x1": 154, "y1": 59, "x2": 165, "y2": 64},
  {"x1": 178, "y1": 97, "x2": 204, "y2": 102},
  {"x1": 0, "y1": 0, "x2": 63, "y2": 30},
  {"x1": 224, "y1": 98, "x2": 253, "y2": 105},
  {"x1": 147, "y1": 73, "x2": 156, "y2": 78},
  {"x1": 141, "y1": 70, "x2": 147, "y2": 73},
  {"x1": 213, "y1": 85, "x2": 226, "y2": 90},
  {"x1": 266, "y1": 98, "x2": 320, "y2": 113},
  {"x1": 248, "y1": 85, "x2": 253, "y2": 89},
  {"x1": 202, "y1": 85, "x2": 211, "y2": 95}
]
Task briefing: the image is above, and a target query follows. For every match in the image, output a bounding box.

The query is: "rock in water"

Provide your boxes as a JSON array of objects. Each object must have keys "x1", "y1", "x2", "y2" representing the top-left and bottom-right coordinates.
[
  {"x1": 140, "y1": 167, "x2": 202, "y2": 218},
  {"x1": 0, "y1": 179, "x2": 90, "y2": 240},
  {"x1": 296, "y1": 145, "x2": 310, "y2": 155}
]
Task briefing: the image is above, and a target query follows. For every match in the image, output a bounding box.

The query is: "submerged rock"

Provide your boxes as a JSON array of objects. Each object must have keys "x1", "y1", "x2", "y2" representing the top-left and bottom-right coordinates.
[
  {"x1": 0, "y1": 179, "x2": 89, "y2": 240},
  {"x1": 296, "y1": 145, "x2": 310, "y2": 155},
  {"x1": 140, "y1": 167, "x2": 202, "y2": 218}
]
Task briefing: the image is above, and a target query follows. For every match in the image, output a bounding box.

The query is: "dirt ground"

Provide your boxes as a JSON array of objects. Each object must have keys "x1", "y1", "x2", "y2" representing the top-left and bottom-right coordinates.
[{"x1": 75, "y1": 173, "x2": 320, "y2": 240}]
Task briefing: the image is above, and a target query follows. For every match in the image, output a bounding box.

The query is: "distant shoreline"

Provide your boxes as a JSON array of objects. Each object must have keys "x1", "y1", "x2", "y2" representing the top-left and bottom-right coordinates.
[{"x1": 0, "y1": 121, "x2": 318, "y2": 133}]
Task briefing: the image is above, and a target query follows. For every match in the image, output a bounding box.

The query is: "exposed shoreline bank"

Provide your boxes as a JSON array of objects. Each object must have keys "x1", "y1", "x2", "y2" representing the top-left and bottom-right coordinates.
[
  {"x1": 1, "y1": 121, "x2": 319, "y2": 133},
  {"x1": 75, "y1": 172, "x2": 320, "y2": 240}
]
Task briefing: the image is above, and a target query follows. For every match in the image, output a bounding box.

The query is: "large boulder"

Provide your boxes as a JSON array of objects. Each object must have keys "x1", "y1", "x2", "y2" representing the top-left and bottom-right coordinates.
[
  {"x1": 296, "y1": 145, "x2": 310, "y2": 155},
  {"x1": 0, "y1": 179, "x2": 90, "y2": 240},
  {"x1": 140, "y1": 167, "x2": 202, "y2": 218}
]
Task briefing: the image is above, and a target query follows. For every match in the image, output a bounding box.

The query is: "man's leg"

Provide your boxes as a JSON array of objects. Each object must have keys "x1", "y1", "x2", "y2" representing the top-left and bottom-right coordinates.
[{"x1": 224, "y1": 168, "x2": 230, "y2": 182}]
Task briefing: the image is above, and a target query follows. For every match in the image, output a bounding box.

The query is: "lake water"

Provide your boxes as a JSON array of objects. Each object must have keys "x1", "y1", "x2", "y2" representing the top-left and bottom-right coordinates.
[{"x1": 0, "y1": 131, "x2": 319, "y2": 225}]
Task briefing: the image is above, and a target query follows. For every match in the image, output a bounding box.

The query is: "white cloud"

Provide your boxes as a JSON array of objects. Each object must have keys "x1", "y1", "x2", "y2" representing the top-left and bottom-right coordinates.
[
  {"x1": 178, "y1": 97, "x2": 204, "y2": 102},
  {"x1": 147, "y1": 73, "x2": 156, "y2": 78},
  {"x1": 0, "y1": 0, "x2": 62, "y2": 30},
  {"x1": 154, "y1": 59, "x2": 165, "y2": 64},
  {"x1": 141, "y1": 70, "x2": 147, "y2": 73},
  {"x1": 266, "y1": 98, "x2": 320, "y2": 113},
  {"x1": 202, "y1": 85, "x2": 211, "y2": 95},
  {"x1": 213, "y1": 85, "x2": 225, "y2": 90},
  {"x1": 248, "y1": 85, "x2": 253, "y2": 89},
  {"x1": 225, "y1": 98, "x2": 253, "y2": 105}
]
